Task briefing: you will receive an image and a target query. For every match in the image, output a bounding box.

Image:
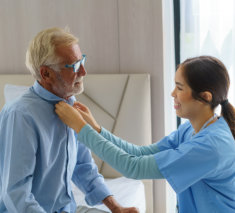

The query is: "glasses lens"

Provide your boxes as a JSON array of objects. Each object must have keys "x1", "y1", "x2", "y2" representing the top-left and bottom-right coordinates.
[
  {"x1": 74, "y1": 61, "x2": 81, "y2": 73},
  {"x1": 81, "y1": 58, "x2": 85, "y2": 66},
  {"x1": 74, "y1": 56, "x2": 86, "y2": 73}
]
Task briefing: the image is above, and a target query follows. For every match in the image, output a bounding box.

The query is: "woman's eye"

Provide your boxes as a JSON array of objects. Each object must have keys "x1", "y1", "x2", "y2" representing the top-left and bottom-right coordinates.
[{"x1": 177, "y1": 87, "x2": 183, "y2": 91}]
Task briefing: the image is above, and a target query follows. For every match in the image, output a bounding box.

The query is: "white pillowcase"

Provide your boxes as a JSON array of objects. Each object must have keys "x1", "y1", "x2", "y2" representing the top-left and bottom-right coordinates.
[{"x1": 4, "y1": 84, "x2": 29, "y2": 104}]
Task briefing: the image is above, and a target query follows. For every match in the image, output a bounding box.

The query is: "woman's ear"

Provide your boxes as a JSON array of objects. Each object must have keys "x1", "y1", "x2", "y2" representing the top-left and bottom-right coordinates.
[{"x1": 200, "y1": 91, "x2": 213, "y2": 103}]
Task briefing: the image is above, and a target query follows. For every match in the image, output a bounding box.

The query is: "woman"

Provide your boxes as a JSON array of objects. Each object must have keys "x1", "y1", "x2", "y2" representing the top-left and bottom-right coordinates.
[{"x1": 55, "y1": 56, "x2": 235, "y2": 213}]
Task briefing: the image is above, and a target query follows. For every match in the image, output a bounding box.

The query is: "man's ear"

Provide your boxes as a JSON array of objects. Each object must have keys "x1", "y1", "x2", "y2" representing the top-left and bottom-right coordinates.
[
  {"x1": 200, "y1": 91, "x2": 213, "y2": 103},
  {"x1": 40, "y1": 66, "x2": 52, "y2": 82}
]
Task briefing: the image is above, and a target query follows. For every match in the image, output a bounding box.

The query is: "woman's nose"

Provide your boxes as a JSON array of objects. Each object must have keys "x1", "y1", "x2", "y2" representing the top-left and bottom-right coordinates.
[{"x1": 171, "y1": 87, "x2": 176, "y2": 97}]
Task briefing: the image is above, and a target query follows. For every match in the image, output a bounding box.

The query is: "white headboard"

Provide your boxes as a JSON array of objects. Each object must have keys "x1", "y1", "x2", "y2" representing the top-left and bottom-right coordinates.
[{"x1": 0, "y1": 74, "x2": 153, "y2": 212}]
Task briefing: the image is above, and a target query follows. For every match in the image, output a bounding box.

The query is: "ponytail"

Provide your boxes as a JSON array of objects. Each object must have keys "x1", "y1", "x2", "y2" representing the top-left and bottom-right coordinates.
[{"x1": 221, "y1": 100, "x2": 235, "y2": 139}]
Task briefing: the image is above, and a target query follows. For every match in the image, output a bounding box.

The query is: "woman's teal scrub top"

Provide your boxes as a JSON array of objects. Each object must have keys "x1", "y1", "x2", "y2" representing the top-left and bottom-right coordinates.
[{"x1": 155, "y1": 117, "x2": 235, "y2": 213}]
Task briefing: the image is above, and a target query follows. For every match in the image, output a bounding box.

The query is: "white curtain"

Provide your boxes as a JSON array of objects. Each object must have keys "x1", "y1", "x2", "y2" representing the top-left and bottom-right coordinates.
[{"x1": 180, "y1": 0, "x2": 235, "y2": 106}]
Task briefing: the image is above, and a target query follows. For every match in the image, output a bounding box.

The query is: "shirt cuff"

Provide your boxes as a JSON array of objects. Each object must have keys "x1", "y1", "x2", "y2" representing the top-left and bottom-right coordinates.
[
  {"x1": 85, "y1": 182, "x2": 112, "y2": 206},
  {"x1": 154, "y1": 153, "x2": 179, "y2": 193},
  {"x1": 78, "y1": 124, "x2": 92, "y2": 140},
  {"x1": 100, "y1": 126, "x2": 110, "y2": 138}
]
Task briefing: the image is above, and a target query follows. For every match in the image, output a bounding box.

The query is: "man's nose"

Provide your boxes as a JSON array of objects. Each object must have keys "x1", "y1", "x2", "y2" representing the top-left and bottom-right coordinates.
[{"x1": 77, "y1": 65, "x2": 86, "y2": 76}]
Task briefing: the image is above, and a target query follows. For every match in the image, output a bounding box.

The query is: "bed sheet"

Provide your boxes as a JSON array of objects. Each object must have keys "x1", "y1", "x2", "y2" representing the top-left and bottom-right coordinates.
[{"x1": 72, "y1": 177, "x2": 146, "y2": 213}]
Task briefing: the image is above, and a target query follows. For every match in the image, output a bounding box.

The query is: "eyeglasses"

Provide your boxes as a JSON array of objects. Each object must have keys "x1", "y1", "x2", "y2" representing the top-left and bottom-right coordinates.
[{"x1": 65, "y1": 54, "x2": 86, "y2": 73}]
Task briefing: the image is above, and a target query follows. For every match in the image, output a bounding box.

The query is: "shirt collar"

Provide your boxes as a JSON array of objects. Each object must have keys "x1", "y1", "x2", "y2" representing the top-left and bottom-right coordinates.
[{"x1": 32, "y1": 81, "x2": 76, "y2": 106}]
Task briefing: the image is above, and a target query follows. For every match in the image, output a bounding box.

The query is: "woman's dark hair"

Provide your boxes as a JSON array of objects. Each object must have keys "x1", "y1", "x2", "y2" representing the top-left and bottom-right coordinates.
[{"x1": 181, "y1": 55, "x2": 235, "y2": 139}]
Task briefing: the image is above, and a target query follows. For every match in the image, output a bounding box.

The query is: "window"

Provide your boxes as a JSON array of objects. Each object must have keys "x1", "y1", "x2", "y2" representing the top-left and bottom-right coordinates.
[{"x1": 180, "y1": 0, "x2": 235, "y2": 107}]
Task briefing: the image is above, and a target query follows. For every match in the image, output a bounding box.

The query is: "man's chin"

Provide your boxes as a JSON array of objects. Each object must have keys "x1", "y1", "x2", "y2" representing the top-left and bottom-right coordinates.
[
  {"x1": 64, "y1": 85, "x2": 84, "y2": 99},
  {"x1": 72, "y1": 87, "x2": 84, "y2": 96}
]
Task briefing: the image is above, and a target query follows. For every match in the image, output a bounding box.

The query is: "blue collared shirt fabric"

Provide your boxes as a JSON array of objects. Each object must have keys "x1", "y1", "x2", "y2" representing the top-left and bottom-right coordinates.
[
  {"x1": 0, "y1": 81, "x2": 111, "y2": 213},
  {"x1": 155, "y1": 117, "x2": 235, "y2": 213}
]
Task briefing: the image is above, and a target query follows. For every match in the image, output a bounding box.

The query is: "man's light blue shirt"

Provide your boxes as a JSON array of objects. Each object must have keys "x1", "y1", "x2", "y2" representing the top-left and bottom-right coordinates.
[{"x1": 0, "y1": 81, "x2": 111, "y2": 213}]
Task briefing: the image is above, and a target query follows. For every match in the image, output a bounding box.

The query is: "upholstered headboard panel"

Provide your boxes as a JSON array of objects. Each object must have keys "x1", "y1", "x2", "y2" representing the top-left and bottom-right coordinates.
[{"x1": 0, "y1": 74, "x2": 153, "y2": 212}]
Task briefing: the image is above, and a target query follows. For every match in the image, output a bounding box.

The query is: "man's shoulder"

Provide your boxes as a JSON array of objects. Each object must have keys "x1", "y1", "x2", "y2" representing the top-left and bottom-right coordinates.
[{"x1": 1, "y1": 89, "x2": 40, "y2": 116}]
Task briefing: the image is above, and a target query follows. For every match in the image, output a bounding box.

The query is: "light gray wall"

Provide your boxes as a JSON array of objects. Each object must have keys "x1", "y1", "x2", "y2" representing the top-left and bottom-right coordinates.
[
  {"x1": 0, "y1": 0, "x2": 164, "y2": 140},
  {"x1": 0, "y1": 0, "x2": 165, "y2": 212}
]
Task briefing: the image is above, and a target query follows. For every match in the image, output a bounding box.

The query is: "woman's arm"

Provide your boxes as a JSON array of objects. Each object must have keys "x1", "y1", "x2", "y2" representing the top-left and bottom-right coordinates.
[
  {"x1": 56, "y1": 101, "x2": 160, "y2": 156},
  {"x1": 78, "y1": 124, "x2": 164, "y2": 180},
  {"x1": 55, "y1": 101, "x2": 164, "y2": 179},
  {"x1": 100, "y1": 127, "x2": 160, "y2": 156}
]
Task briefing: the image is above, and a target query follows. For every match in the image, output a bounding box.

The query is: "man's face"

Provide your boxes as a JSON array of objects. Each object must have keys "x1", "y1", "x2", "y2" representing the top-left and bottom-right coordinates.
[{"x1": 50, "y1": 43, "x2": 86, "y2": 99}]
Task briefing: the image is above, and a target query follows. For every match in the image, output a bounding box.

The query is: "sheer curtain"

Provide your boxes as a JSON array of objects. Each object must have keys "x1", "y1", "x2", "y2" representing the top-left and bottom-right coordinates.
[{"x1": 180, "y1": 0, "x2": 235, "y2": 106}]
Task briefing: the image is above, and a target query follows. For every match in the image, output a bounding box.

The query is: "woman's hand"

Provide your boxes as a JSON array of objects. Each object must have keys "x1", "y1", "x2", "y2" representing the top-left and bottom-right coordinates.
[
  {"x1": 73, "y1": 102, "x2": 101, "y2": 133},
  {"x1": 55, "y1": 101, "x2": 86, "y2": 133}
]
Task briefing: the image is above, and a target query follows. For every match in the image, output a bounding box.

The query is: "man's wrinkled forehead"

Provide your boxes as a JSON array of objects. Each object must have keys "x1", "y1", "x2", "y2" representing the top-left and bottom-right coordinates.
[{"x1": 55, "y1": 43, "x2": 82, "y2": 64}]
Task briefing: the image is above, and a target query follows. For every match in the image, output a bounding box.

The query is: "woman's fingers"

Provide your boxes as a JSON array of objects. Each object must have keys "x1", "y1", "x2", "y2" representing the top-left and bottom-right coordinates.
[
  {"x1": 73, "y1": 101, "x2": 88, "y2": 112},
  {"x1": 77, "y1": 108, "x2": 87, "y2": 117},
  {"x1": 56, "y1": 101, "x2": 75, "y2": 116},
  {"x1": 55, "y1": 101, "x2": 66, "y2": 115},
  {"x1": 75, "y1": 101, "x2": 87, "y2": 108},
  {"x1": 55, "y1": 101, "x2": 87, "y2": 133}
]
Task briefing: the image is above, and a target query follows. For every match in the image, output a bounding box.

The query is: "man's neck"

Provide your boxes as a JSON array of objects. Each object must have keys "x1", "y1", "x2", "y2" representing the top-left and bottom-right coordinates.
[{"x1": 38, "y1": 80, "x2": 71, "y2": 100}]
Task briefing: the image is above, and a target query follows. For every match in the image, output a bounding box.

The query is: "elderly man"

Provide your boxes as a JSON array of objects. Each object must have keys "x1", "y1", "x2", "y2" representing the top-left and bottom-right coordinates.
[{"x1": 0, "y1": 28, "x2": 138, "y2": 213}]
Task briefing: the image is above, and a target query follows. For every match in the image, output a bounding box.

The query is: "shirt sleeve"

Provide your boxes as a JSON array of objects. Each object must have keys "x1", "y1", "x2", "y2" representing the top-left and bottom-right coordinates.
[
  {"x1": 72, "y1": 142, "x2": 112, "y2": 206},
  {"x1": 0, "y1": 110, "x2": 46, "y2": 213},
  {"x1": 100, "y1": 127, "x2": 160, "y2": 156},
  {"x1": 154, "y1": 134, "x2": 219, "y2": 194},
  {"x1": 77, "y1": 124, "x2": 164, "y2": 180}
]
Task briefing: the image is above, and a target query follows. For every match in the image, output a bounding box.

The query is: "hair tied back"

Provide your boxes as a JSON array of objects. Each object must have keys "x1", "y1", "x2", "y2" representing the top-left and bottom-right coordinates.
[{"x1": 220, "y1": 99, "x2": 229, "y2": 107}]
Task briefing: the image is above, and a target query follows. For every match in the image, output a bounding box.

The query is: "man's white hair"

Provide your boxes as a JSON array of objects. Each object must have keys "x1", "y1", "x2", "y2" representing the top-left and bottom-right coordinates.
[{"x1": 25, "y1": 27, "x2": 79, "y2": 81}]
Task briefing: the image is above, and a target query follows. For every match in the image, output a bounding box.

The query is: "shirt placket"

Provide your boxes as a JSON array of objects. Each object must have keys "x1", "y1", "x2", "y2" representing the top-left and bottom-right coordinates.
[{"x1": 65, "y1": 126, "x2": 72, "y2": 198}]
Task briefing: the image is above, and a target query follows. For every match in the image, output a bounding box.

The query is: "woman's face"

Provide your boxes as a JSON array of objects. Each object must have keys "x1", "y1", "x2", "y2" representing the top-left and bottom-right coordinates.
[{"x1": 171, "y1": 66, "x2": 203, "y2": 119}]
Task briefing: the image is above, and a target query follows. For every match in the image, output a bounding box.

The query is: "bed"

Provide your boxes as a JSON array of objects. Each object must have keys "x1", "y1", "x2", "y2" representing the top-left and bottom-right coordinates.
[{"x1": 0, "y1": 74, "x2": 153, "y2": 213}]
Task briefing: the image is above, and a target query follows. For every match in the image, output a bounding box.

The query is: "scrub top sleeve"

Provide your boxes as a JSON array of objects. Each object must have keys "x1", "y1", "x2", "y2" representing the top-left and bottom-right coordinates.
[
  {"x1": 154, "y1": 135, "x2": 219, "y2": 194},
  {"x1": 156, "y1": 121, "x2": 191, "y2": 152},
  {"x1": 156, "y1": 130, "x2": 179, "y2": 151}
]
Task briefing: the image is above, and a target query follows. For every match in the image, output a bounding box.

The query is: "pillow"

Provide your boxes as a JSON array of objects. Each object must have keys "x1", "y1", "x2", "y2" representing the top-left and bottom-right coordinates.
[{"x1": 4, "y1": 84, "x2": 29, "y2": 104}]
